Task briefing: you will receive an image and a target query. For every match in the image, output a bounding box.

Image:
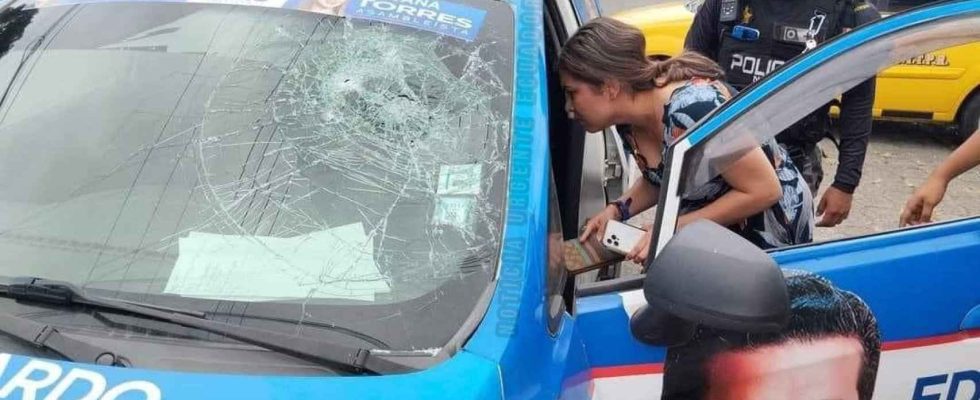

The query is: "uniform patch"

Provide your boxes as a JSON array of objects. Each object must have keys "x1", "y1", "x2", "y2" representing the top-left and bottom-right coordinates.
[{"x1": 775, "y1": 24, "x2": 810, "y2": 44}]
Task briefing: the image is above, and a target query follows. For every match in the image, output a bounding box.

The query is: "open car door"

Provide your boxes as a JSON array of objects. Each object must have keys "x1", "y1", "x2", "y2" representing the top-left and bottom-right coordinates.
[
  {"x1": 546, "y1": 0, "x2": 631, "y2": 281},
  {"x1": 571, "y1": 1, "x2": 980, "y2": 398}
]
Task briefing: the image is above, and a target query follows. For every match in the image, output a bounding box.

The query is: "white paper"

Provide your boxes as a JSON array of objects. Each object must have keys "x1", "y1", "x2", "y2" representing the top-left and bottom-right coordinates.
[{"x1": 164, "y1": 222, "x2": 390, "y2": 301}]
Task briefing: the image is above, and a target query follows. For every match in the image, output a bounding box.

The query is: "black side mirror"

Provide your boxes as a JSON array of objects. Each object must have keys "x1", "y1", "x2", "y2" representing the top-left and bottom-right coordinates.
[{"x1": 630, "y1": 220, "x2": 789, "y2": 346}]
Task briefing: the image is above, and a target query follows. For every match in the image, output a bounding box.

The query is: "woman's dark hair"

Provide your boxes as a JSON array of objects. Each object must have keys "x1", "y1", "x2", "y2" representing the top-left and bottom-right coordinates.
[{"x1": 558, "y1": 17, "x2": 724, "y2": 91}]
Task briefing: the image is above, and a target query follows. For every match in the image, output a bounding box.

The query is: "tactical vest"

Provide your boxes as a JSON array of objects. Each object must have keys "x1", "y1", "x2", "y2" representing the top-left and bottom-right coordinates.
[{"x1": 716, "y1": 0, "x2": 853, "y2": 143}]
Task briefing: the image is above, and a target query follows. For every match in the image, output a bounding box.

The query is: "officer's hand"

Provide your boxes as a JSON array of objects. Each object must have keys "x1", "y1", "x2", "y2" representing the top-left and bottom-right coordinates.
[
  {"x1": 579, "y1": 205, "x2": 620, "y2": 242},
  {"x1": 899, "y1": 176, "x2": 948, "y2": 227},
  {"x1": 816, "y1": 187, "x2": 853, "y2": 227},
  {"x1": 625, "y1": 224, "x2": 654, "y2": 265}
]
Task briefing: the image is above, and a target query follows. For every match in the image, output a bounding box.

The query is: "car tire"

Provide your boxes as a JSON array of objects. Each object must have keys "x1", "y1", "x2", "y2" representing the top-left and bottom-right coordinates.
[{"x1": 958, "y1": 91, "x2": 980, "y2": 139}]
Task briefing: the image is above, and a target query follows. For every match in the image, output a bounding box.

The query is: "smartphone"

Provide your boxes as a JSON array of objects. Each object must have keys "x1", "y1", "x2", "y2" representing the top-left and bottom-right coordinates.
[{"x1": 602, "y1": 220, "x2": 646, "y2": 255}]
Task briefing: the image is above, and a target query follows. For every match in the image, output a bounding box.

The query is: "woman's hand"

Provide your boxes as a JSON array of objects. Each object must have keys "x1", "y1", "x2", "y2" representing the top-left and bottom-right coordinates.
[
  {"x1": 899, "y1": 175, "x2": 949, "y2": 227},
  {"x1": 626, "y1": 224, "x2": 654, "y2": 265},
  {"x1": 579, "y1": 205, "x2": 620, "y2": 242}
]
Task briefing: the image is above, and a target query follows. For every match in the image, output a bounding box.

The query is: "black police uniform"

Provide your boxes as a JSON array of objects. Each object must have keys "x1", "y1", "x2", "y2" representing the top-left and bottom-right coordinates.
[{"x1": 685, "y1": 0, "x2": 880, "y2": 195}]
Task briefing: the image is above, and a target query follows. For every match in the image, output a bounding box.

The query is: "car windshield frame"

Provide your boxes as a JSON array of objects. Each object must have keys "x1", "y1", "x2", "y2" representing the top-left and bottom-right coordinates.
[{"x1": 0, "y1": 0, "x2": 516, "y2": 371}]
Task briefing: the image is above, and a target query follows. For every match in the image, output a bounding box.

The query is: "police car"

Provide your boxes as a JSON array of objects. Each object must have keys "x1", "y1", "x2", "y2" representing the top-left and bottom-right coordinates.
[{"x1": 0, "y1": 0, "x2": 975, "y2": 398}]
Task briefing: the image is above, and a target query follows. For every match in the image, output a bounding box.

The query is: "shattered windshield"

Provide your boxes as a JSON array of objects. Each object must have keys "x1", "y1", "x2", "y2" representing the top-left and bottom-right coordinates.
[{"x1": 0, "y1": 0, "x2": 513, "y2": 356}]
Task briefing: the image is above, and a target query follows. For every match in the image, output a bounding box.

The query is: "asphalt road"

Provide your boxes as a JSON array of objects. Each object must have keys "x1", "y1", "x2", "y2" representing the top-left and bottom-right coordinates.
[{"x1": 816, "y1": 122, "x2": 979, "y2": 241}]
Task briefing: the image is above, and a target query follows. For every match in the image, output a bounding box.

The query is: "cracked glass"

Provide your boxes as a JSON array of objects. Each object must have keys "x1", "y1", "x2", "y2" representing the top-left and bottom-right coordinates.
[{"x1": 0, "y1": 0, "x2": 513, "y2": 363}]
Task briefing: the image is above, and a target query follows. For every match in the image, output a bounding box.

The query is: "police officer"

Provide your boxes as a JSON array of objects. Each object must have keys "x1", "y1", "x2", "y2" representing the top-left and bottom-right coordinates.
[{"x1": 685, "y1": 0, "x2": 880, "y2": 227}]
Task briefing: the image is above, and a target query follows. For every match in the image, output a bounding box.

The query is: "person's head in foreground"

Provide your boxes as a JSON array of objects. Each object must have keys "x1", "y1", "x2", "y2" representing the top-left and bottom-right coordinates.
[{"x1": 662, "y1": 272, "x2": 881, "y2": 400}]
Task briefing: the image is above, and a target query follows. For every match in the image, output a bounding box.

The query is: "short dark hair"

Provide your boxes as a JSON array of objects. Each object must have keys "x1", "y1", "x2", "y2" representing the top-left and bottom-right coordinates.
[{"x1": 661, "y1": 272, "x2": 881, "y2": 400}]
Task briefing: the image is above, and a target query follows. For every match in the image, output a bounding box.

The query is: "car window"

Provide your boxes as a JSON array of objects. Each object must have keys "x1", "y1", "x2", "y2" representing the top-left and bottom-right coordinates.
[
  {"x1": 546, "y1": 172, "x2": 567, "y2": 333},
  {"x1": 570, "y1": 0, "x2": 603, "y2": 21},
  {"x1": 660, "y1": 9, "x2": 980, "y2": 248},
  {"x1": 0, "y1": 0, "x2": 514, "y2": 367},
  {"x1": 679, "y1": 13, "x2": 979, "y2": 194}
]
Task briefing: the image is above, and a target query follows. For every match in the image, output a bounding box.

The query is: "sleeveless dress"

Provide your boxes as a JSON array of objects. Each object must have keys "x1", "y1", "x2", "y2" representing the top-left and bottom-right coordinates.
[{"x1": 619, "y1": 79, "x2": 814, "y2": 249}]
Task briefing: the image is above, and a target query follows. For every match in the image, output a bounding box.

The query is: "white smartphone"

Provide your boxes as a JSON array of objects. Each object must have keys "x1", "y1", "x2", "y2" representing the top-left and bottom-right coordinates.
[{"x1": 602, "y1": 220, "x2": 646, "y2": 255}]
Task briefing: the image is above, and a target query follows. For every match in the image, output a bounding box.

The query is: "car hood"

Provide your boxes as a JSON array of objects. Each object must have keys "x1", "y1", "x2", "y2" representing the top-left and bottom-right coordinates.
[{"x1": 0, "y1": 351, "x2": 503, "y2": 399}]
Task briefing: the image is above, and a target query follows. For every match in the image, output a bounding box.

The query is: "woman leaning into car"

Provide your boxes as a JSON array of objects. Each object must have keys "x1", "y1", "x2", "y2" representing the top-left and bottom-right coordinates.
[{"x1": 562, "y1": 17, "x2": 814, "y2": 263}]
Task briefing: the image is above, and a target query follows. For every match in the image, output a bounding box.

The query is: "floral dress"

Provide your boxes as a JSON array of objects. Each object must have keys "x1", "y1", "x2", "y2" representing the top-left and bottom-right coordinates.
[{"x1": 619, "y1": 80, "x2": 814, "y2": 249}]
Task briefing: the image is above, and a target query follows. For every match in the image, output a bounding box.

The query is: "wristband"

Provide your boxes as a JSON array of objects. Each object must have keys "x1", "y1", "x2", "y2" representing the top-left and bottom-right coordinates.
[{"x1": 608, "y1": 198, "x2": 632, "y2": 221}]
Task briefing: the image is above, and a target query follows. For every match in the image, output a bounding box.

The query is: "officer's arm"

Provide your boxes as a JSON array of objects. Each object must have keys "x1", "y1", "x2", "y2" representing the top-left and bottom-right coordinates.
[
  {"x1": 684, "y1": 0, "x2": 721, "y2": 59},
  {"x1": 832, "y1": 3, "x2": 881, "y2": 193},
  {"x1": 833, "y1": 76, "x2": 874, "y2": 193}
]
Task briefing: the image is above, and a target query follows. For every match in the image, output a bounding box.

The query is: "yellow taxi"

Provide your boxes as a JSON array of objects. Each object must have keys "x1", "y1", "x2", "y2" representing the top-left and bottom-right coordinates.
[{"x1": 612, "y1": 0, "x2": 980, "y2": 138}]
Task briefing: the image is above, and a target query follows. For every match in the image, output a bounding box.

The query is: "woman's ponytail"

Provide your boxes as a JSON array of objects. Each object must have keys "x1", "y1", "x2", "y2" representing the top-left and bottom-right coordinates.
[{"x1": 653, "y1": 51, "x2": 725, "y2": 87}]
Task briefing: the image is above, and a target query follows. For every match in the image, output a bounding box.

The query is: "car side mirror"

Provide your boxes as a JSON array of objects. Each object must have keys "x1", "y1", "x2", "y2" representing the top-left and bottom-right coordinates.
[{"x1": 630, "y1": 220, "x2": 789, "y2": 346}]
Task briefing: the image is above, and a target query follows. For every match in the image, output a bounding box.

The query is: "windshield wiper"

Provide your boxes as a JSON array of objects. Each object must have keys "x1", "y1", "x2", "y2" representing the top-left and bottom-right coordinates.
[{"x1": 0, "y1": 277, "x2": 411, "y2": 374}]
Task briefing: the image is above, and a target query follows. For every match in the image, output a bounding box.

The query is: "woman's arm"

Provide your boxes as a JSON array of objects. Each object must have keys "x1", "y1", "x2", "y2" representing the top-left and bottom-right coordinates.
[
  {"x1": 616, "y1": 173, "x2": 661, "y2": 218},
  {"x1": 677, "y1": 147, "x2": 782, "y2": 229},
  {"x1": 579, "y1": 172, "x2": 660, "y2": 241}
]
